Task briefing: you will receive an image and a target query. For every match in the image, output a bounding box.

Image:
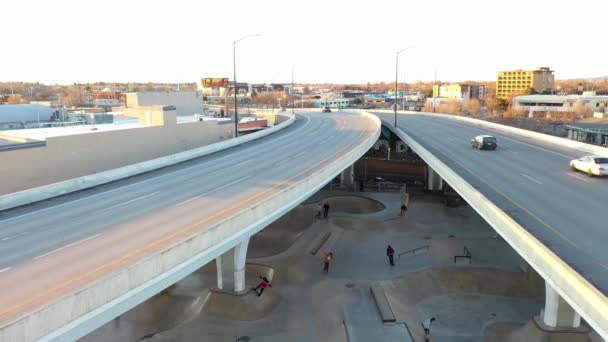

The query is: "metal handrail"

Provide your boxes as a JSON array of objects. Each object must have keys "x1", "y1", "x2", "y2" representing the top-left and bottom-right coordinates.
[{"x1": 398, "y1": 245, "x2": 429, "y2": 258}]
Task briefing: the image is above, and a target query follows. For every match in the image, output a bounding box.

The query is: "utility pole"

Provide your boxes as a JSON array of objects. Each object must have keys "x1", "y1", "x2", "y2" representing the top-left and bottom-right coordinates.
[
  {"x1": 233, "y1": 34, "x2": 261, "y2": 138},
  {"x1": 291, "y1": 66, "x2": 295, "y2": 115}
]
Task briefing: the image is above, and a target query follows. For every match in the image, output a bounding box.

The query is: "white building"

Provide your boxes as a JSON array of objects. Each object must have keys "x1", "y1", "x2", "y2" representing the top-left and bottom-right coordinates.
[
  {"x1": 0, "y1": 104, "x2": 58, "y2": 130},
  {"x1": 315, "y1": 98, "x2": 352, "y2": 108},
  {"x1": 515, "y1": 91, "x2": 608, "y2": 116},
  {"x1": 124, "y1": 91, "x2": 205, "y2": 116}
]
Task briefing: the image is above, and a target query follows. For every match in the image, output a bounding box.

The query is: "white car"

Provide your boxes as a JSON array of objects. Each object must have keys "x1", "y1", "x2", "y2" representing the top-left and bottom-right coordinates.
[{"x1": 569, "y1": 155, "x2": 608, "y2": 176}]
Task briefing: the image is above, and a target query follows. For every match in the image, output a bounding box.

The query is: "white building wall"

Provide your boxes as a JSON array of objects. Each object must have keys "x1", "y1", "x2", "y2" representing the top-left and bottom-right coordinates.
[{"x1": 125, "y1": 91, "x2": 205, "y2": 116}]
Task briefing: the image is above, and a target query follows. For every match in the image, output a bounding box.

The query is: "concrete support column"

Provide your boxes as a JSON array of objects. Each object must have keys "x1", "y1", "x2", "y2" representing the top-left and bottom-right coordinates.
[
  {"x1": 340, "y1": 164, "x2": 354, "y2": 188},
  {"x1": 215, "y1": 237, "x2": 250, "y2": 293},
  {"x1": 427, "y1": 167, "x2": 443, "y2": 191},
  {"x1": 233, "y1": 238, "x2": 249, "y2": 293},
  {"x1": 543, "y1": 282, "x2": 581, "y2": 328}
]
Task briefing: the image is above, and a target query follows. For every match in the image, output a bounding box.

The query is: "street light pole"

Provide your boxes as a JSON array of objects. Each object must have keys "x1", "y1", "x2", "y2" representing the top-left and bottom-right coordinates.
[
  {"x1": 233, "y1": 34, "x2": 261, "y2": 138},
  {"x1": 394, "y1": 47, "x2": 413, "y2": 127}
]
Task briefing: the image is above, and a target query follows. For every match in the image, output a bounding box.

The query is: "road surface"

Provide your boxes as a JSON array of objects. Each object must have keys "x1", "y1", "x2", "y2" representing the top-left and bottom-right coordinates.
[{"x1": 0, "y1": 111, "x2": 378, "y2": 327}]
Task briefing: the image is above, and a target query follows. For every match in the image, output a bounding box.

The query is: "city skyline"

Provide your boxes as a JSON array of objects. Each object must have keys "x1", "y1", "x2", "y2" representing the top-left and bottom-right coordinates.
[{"x1": 1, "y1": 0, "x2": 606, "y2": 85}]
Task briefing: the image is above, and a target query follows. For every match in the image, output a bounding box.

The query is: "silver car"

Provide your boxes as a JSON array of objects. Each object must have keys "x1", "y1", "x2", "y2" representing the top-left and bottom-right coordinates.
[{"x1": 569, "y1": 155, "x2": 608, "y2": 176}]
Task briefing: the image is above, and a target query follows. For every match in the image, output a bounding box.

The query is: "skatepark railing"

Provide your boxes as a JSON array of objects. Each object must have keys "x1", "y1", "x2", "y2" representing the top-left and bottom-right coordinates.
[{"x1": 398, "y1": 245, "x2": 429, "y2": 259}]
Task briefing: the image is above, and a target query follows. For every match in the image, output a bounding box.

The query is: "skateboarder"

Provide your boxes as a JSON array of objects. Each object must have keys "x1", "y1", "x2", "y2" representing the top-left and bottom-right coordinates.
[
  {"x1": 253, "y1": 276, "x2": 272, "y2": 297},
  {"x1": 386, "y1": 245, "x2": 395, "y2": 266},
  {"x1": 323, "y1": 252, "x2": 334, "y2": 273},
  {"x1": 421, "y1": 317, "x2": 436, "y2": 341}
]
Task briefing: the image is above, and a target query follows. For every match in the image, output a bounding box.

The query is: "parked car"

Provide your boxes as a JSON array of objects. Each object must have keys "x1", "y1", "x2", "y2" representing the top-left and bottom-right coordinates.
[
  {"x1": 322, "y1": 106, "x2": 332, "y2": 113},
  {"x1": 569, "y1": 155, "x2": 608, "y2": 176},
  {"x1": 471, "y1": 135, "x2": 497, "y2": 150}
]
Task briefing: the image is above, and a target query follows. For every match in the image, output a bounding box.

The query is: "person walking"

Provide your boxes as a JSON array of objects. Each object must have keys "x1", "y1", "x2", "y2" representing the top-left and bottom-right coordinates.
[
  {"x1": 323, "y1": 252, "x2": 334, "y2": 273},
  {"x1": 323, "y1": 201, "x2": 330, "y2": 219},
  {"x1": 386, "y1": 245, "x2": 395, "y2": 266},
  {"x1": 253, "y1": 276, "x2": 272, "y2": 297},
  {"x1": 400, "y1": 203, "x2": 407, "y2": 216},
  {"x1": 421, "y1": 317, "x2": 436, "y2": 342}
]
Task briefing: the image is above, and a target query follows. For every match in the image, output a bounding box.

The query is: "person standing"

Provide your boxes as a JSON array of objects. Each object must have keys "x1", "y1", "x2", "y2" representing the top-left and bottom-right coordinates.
[
  {"x1": 323, "y1": 201, "x2": 330, "y2": 219},
  {"x1": 323, "y1": 252, "x2": 334, "y2": 273},
  {"x1": 386, "y1": 245, "x2": 395, "y2": 266},
  {"x1": 421, "y1": 317, "x2": 436, "y2": 342},
  {"x1": 253, "y1": 276, "x2": 272, "y2": 297}
]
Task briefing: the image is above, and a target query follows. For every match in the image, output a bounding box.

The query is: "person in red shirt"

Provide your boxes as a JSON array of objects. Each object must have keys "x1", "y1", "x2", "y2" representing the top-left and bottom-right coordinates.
[
  {"x1": 323, "y1": 252, "x2": 334, "y2": 273},
  {"x1": 253, "y1": 276, "x2": 272, "y2": 297},
  {"x1": 387, "y1": 245, "x2": 395, "y2": 266}
]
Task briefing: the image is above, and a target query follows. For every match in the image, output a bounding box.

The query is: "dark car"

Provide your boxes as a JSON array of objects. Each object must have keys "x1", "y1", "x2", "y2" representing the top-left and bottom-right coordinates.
[
  {"x1": 471, "y1": 135, "x2": 497, "y2": 150},
  {"x1": 322, "y1": 106, "x2": 332, "y2": 113}
]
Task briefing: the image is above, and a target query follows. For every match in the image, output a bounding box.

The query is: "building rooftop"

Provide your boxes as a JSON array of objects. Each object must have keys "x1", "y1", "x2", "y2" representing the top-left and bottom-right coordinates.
[{"x1": 0, "y1": 104, "x2": 55, "y2": 124}]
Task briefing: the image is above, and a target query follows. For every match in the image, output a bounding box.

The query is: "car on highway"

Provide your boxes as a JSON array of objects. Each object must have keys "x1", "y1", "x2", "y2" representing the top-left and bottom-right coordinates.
[
  {"x1": 322, "y1": 106, "x2": 332, "y2": 113},
  {"x1": 569, "y1": 155, "x2": 608, "y2": 176},
  {"x1": 470, "y1": 135, "x2": 497, "y2": 150}
]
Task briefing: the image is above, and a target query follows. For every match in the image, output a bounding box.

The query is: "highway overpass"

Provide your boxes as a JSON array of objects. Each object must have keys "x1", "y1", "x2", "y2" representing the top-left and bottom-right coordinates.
[
  {"x1": 0, "y1": 111, "x2": 380, "y2": 341},
  {"x1": 375, "y1": 111, "x2": 608, "y2": 340}
]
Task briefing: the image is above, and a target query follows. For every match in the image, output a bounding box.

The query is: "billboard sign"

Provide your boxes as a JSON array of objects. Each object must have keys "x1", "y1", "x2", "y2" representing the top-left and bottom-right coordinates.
[{"x1": 203, "y1": 78, "x2": 229, "y2": 88}]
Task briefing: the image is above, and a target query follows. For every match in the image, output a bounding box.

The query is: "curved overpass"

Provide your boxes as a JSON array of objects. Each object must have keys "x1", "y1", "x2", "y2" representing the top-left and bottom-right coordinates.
[
  {"x1": 0, "y1": 111, "x2": 380, "y2": 341},
  {"x1": 376, "y1": 111, "x2": 608, "y2": 339}
]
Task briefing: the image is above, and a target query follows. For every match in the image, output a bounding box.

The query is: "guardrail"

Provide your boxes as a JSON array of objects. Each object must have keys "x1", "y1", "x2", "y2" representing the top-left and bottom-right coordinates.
[
  {"x1": 378, "y1": 115, "x2": 608, "y2": 340},
  {"x1": 398, "y1": 245, "x2": 429, "y2": 259},
  {"x1": 0, "y1": 114, "x2": 295, "y2": 212}
]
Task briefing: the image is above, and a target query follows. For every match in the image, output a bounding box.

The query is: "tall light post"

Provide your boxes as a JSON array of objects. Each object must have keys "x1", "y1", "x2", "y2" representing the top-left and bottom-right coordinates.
[
  {"x1": 291, "y1": 65, "x2": 295, "y2": 115},
  {"x1": 233, "y1": 33, "x2": 261, "y2": 137},
  {"x1": 395, "y1": 47, "x2": 413, "y2": 127}
]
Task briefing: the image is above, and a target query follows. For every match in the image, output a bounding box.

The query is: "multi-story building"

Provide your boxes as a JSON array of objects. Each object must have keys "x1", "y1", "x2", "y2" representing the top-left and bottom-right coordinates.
[
  {"x1": 432, "y1": 84, "x2": 485, "y2": 100},
  {"x1": 496, "y1": 67, "x2": 554, "y2": 100}
]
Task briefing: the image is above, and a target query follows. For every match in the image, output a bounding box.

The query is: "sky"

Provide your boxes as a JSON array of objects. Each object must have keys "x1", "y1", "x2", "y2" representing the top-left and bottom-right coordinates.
[{"x1": 1, "y1": 0, "x2": 606, "y2": 85}]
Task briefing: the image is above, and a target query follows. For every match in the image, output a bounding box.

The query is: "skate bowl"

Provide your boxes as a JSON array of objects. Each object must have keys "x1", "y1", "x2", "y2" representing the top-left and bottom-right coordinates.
[
  {"x1": 381, "y1": 267, "x2": 544, "y2": 342},
  {"x1": 248, "y1": 204, "x2": 314, "y2": 258},
  {"x1": 318, "y1": 195, "x2": 385, "y2": 215}
]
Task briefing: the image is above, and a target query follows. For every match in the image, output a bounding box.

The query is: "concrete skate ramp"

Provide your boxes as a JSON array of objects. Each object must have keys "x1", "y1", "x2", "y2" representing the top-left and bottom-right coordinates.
[
  {"x1": 204, "y1": 291, "x2": 281, "y2": 321},
  {"x1": 248, "y1": 204, "x2": 314, "y2": 258},
  {"x1": 323, "y1": 195, "x2": 385, "y2": 214},
  {"x1": 381, "y1": 267, "x2": 544, "y2": 342}
]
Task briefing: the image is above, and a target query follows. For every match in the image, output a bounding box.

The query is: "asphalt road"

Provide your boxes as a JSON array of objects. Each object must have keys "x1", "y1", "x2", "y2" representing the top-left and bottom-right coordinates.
[
  {"x1": 0, "y1": 111, "x2": 378, "y2": 326},
  {"x1": 378, "y1": 113, "x2": 608, "y2": 295}
]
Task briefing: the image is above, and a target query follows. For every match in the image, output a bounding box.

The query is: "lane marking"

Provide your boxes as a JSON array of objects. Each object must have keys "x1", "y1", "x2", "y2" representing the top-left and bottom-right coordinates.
[
  {"x1": 521, "y1": 174, "x2": 543, "y2": 185},
  {"x1": 98, "y1": 192, "x2": 159, "y2": 213},
  {"x1": 233, "y1": 160, "x2": 251, "y2": 167},
  {"x1": 276, "y1": 158, "x2": 291, "y2": 166},
  {"x1": 0, "y1": 114, "x2": 373, "y2": 320},
  {"x1": 567, "y1": 173, "x2": 589, "y2": 182},
  {"x1": 175, "y1": 176, "x2": 254, "y2": 207},
  {"x1": 0, "y1": 232, "x2": 27, "y2": 241},
  {"x1": 0, "y1": 267, "x2": 10, "y2": 273},
  {"x1": 293, "y1": 151, "x2": 306, "y2": 158},
  {"x1": 35, "y1": 234, "x2": 101, "y2": 260}
]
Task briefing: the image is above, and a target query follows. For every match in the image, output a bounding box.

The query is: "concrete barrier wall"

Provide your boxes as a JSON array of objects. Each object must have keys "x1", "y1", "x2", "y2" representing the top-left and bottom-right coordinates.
[
  {"x1": 0, "y1": 114, "x2": 294, "y2": 211},
  {"x1": 0, "y1": 112, "x2": 381, "y2": 341},
  {"x1": 372, "y1": 109, "x2": 608, "y2": 157},
  {"x1": 379, "y1": 117, "x2": 608, "y2": 340}
]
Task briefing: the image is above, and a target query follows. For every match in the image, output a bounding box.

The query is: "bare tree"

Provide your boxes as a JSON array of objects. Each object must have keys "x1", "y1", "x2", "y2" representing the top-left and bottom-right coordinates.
[
  {"x1": 485, "y1": 96, "x2": 499, "y2": 116},
  {"x1": 464, "y1": 99, "x2": 481, "y2": 116},
  {"x1": 573, "y1": 99, "x2": 592, "y2": 117}
]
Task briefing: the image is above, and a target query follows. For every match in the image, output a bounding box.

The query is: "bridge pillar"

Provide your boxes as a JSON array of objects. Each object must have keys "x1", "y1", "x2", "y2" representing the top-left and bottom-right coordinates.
[
  {"x1": 215, "y1": 237, "x2": 250, "y2": 293},
  {"x1": 427, "y1": 167, "x2": 443, "y2": 191},
  {"x1": 542, "y1": 282, "x2": 581, "y2": 328},
  {"x1": 340, "y1": 164, "x2": 354, "y2": 189}
]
